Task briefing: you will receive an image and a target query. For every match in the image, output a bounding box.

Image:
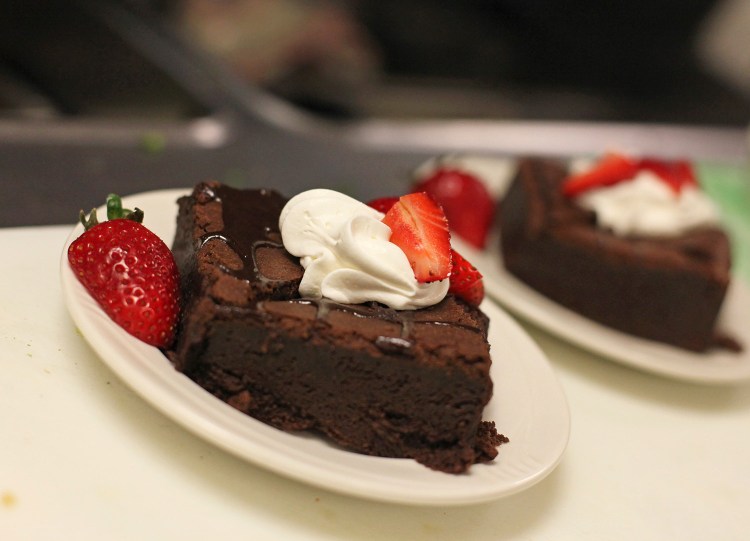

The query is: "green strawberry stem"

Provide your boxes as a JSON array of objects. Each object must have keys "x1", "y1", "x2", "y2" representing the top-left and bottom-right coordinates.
[{"x1": 79, "y1": 194, "x2": 144, "y2": 231}]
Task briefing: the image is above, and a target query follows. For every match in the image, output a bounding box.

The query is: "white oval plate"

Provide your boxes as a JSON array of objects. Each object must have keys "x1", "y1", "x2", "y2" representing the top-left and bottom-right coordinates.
[
  {"x1": 453, "y1": 235, "x2": 750, "y2": 385},
  {"x1": 60, "y1": 189, "x2": 570, "y2": 506}
]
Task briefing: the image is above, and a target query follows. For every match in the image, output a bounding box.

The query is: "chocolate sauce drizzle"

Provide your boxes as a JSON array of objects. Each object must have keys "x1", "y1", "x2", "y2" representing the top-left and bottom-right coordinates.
[{"x1": 198, "y1": 183, "x2": 288, "y2": 283}]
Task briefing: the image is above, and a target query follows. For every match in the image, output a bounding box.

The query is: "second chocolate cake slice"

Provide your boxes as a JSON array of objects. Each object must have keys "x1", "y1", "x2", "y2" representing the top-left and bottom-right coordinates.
[{"x1": 500, "y1": 158, "x2": 733, "y2": 352}]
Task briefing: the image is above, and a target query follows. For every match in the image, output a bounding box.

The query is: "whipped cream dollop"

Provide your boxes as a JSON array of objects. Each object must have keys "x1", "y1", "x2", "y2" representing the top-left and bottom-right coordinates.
[
  {"x1": 279, "y1": 189, "x2": 449, "y2": 309},
  {"x1": 570, "y1": 160, "x2": 721, "y2": 237}
]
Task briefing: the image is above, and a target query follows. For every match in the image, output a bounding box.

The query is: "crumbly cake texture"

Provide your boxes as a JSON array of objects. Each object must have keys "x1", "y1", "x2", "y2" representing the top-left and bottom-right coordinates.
[
  {"x1": 168, "y1": 181, "x2": 507, "y2": 473},
  {"x1": 500, "y1": 158, "x2": 738, "y2": 352}
]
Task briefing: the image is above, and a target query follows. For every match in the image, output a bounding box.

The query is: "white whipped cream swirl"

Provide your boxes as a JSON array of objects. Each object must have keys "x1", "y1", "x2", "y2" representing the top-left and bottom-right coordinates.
[
  {"x1": 571, "y1": 161, "x2": 721, "y2": 237},
  {"x1": 279, "y1": 189, "x2": 449, "y2": 309}
]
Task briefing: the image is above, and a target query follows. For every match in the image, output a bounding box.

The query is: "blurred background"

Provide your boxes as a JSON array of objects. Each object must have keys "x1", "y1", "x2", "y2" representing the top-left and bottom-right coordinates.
[
  {"x1": 1, "y1": 0, "x2": 749, "y2": 225},
  {"x1": 172, "y1": 0, "x2": 750, "y2": 125},
  {"x1": 5, "y1": 0, "x2": 750, "y2": 124}
]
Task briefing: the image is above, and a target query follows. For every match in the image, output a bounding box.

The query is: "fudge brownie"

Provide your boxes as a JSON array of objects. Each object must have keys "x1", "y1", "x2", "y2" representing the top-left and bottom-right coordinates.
[
  {"x1": 500, "y1": 158, "x2": 736, "y2": 352},
  {"x1": 168, "y1": 181, "x2": 506, "y2": 473}
]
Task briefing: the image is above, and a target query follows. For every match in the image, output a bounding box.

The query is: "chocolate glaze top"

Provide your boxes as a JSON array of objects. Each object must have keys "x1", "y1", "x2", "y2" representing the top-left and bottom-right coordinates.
[
  {"x1": 198, "y1": 183, "x2": 291, "y2": 283},
  {"x1": 184, "y1": 182, "x2": 489, "y2": 359}
]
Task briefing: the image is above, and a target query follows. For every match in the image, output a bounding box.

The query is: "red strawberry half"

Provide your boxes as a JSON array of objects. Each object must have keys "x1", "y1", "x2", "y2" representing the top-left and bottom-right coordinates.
[
  {"x1": 561, "y1": 152, "x2": 640, "y2": 197},
  {"x1": 381, "y1": 192, "x2": 452, "y2": 283},
  {"x1": 638, "y1": 158, "x2": 698, "y2": 193},
  {"x1": 562, "y1": 153, "x2": 699, "y2": 197},
  {"x1": 413, "y1": 167, "x2": 496, "y2": 250},
  {"x1": 448, "y1": 249, "x2": 484, "y2": 306},
  {"x1": 67, "y1": 195, "x2": 180, "y2": 348},
  {"x1": 370, "y1": 192, "x2": 484, "y2": 303}
]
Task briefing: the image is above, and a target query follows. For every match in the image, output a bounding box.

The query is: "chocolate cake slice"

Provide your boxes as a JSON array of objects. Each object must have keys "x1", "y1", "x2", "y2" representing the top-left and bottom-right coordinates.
[
  {"x1": 168, "y1": 182, "x2": 506, "y2": 473},
  {"x1": 500, "y1": 158, "x2": 734, "y2": 352}
]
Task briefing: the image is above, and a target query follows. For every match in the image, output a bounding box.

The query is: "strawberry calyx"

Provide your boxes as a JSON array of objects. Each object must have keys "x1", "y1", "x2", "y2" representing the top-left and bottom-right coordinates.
[{"x1": 79, "y1": 194, "x2": 143, "y2": 231}]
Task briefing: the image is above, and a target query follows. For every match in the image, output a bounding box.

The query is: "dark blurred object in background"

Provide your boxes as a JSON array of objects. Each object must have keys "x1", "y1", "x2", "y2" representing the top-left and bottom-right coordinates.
[
  {"x1": 0, "y1": 0, "x2": 208, "y2": 120},
  {"x1": 173, "y1": 0, "x2": 750, "y2": 124},
  {"x1": 2, "y1": 0, "x2": 749, "y2": 125},
  {"x1": 355, "y1": 0, "x2": 713, "y2": 89}
]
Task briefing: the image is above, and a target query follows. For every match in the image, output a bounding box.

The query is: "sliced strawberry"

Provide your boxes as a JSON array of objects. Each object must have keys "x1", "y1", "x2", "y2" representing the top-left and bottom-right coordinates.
[
  {"x1": 382, "y1": 192, "x2": 452, "y2": 283},
  {"x1": 448, "y1": 249, "x2": 484, "y2": 306},
  {"x1": 413, "y1": 168, "x2": 495, "y2": 249},
  {"x1": 366, "y1": 196, "x2": 399, "y2": 213},
  {"x1": 561, "y1": 152, "x2": 640, "y2": 197},
  {"x1": 638, "y1": 158, "x2": 698, "y2": 193}
]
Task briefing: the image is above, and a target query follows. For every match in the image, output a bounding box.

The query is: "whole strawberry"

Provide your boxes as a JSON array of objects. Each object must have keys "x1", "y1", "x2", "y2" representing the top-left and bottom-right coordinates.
[
  {"x1": 67, "y1": 194, "x2": 180, "y2": 348},
  {"x1": 413, "y1": 167, "x2": 496, "y2": 250}
]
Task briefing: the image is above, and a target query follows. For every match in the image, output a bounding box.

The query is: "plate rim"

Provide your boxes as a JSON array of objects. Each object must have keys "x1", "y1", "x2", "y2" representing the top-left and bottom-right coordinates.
[{"x1": 59, "y1": 188, "x2": 570, "y2": 506}]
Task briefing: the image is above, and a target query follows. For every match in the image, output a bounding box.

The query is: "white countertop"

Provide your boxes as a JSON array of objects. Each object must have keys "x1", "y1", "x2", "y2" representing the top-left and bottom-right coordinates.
[{"x1": 2, "y1": 225, "x2": 749, "y2": 540}]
